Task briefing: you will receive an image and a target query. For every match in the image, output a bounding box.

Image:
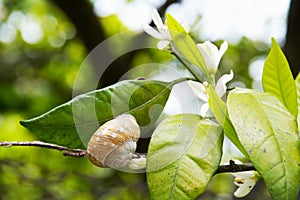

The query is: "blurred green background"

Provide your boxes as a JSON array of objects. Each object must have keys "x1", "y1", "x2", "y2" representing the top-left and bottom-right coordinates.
[{"x1": 0, "y1": 0, "x2": 299, "y2": 199}]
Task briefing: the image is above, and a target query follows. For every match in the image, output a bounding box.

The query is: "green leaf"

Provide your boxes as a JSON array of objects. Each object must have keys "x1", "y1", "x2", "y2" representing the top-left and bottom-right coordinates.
[
  {"x1": 20, "y1": 79, "x2": 174, "y2": 149},
  {"x1": 166, "y1": 14, "x2": 211, "y2": 83},
  {"x1": 296, "y1": 73, "x2": 300, "y2": 131},
  {"x1": 207, "y1": 85, "x2": 248, "y2": 157},
  {"x1": 227, "y1": 88, "x2": 300, "y2": 200},
  {"x1": 262, "y1": 37, "x2": 298, "y2": 118},
  {"x1": 147, "y1": 114, "x2": 223, "y2": 199},
  {"x1": 166, "y1": 13, "x2": 188, "y2": 35}
]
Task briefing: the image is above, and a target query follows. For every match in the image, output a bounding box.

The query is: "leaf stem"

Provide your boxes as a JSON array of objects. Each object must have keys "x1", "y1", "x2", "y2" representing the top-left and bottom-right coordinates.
[
  {"x1": 0, "y1": 141, "x2": 87, "y2": 157},
  {"x1": 171, "y1": 51, "x2": 204, "y2": 83},
  {"x1": 171, "y1": 77, "x2": 197, "y2": 85}
]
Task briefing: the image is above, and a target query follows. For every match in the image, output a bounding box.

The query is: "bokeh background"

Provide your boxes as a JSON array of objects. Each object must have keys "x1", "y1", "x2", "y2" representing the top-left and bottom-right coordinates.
[{"x1": 0, "y1": 0, "x2": 299, "y2": 199}]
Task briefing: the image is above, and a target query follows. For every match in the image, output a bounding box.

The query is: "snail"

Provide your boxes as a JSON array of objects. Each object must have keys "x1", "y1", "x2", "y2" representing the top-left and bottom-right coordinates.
[{"x1": 87, "y1": 114, "x2": 146, "y2": 169}]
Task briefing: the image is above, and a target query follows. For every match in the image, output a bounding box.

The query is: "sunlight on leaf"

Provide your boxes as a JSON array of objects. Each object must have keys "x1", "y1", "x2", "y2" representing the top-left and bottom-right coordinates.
[
  {"x1": 262, "y1": 38, "x2": 298, "y2": 118},
  {"x1": 20, "y1": 80, "x2": 174, "y2": 148},
  {"x1": 166, "y1": 14, "x2": 211, "y2": 83},
  {"x1": 147, "y1": 114, "x2": 223, "y2": 199},
  {"x1": 296, "y1": 73, "x2": 300, "y2": 132},
  {"x1": 207, "y1": 85, "x2": 248, "y2": 157},
  {"x1": 228, "y1": 88, "x2": 300, "y2": 200}
]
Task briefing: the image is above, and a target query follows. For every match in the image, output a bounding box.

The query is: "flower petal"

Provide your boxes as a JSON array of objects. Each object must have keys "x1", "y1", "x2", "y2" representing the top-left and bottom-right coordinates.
[
  {"x1": 215, "y1": 70, "x2": 234, "y2": 97},
  {"x1": 160, "y1": 25, "x2": 171, "y2": 40},
  {"x1": 232, "y1": 170, "x2": 256, "y2": 179},
  {"x1": 157, "y1": 40, "x2": 170, "y2": 50},
  {"x1": 152, "y1": 9, "x2": 164, "y2": 31},
  {"x1": 143, "y1": 24, "x2": 163, "y2": 39},
  {"x1": 219, "y1": 41, "x2": 228, "y2": 59},
  {"x1": 197, "y1": 41, "x2": 219, "y2": 72},
  {"x1": 200, "y1": 103, "x2": 210, "y2": 117},
  {"x1": 197, "y1": 40, "x2": 228, "y2": 73},
  {"x1": 232, "y1": 170, "x2": 260, "y2": 198},
  {"x1": 187, "y1": 80, "x2": 208, "y2": 102},
  {"x1": 233, "y1": 178, "x2": 256, "y2": 197}
]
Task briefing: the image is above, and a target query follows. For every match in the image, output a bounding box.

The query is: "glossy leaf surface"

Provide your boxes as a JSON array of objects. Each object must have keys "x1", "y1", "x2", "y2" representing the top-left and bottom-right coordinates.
[
  {"x1": 296, "y1": 73, "x2": 300, "y2": 131},
  {"x1": 147, "y1": 114, "x2": 223, "y2": 199},
  {"x1": 21, "y1": 80, "x2": 173, "y2": 148},
  {"x1": 228, "y1": 88, "x2": 300, "y2": 200},
  {"x1": 166, "y1": 14, "x2": 211, "y2": 83},
  {"x1": 207, "y1": 85, "x2": 248, "y2": 157},
  {"x1": 262, "y1": 38, "x2": 297, "y2": 118}
]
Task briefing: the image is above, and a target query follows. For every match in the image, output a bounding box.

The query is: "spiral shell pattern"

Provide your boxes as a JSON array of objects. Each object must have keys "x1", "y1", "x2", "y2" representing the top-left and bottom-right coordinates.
[{"x1": 87, "y1": 114, "x2": 140, "y2": 168}]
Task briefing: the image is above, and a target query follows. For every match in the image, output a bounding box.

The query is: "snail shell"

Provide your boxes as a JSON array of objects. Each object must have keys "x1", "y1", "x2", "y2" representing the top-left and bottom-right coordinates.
[{"x1": 87, "y1": 114, "x2": 140, "y2": 168}]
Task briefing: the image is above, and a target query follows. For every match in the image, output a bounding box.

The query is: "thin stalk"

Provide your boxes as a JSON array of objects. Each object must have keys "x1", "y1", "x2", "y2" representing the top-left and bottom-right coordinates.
[
  {"x1": 171, "y1": 77, "x2": 197, "y2": 85},
  {"x1": 0, "y1": 141, "x2": 87, "y2": 157},
  {"x1": 214, "y1": 160, "x2": 256, "y2": 175},
  {"x1": 171, "y1": 52, "x2": 204, "y2": 83},
  {"x1": 1, "y1": 142, "x2": 256, "y2": 173}
]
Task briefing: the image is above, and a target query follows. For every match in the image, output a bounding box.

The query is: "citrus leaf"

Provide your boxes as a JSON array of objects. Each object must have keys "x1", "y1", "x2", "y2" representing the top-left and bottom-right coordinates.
[
  {"x1": 147, "y1": 114, "x2": 223, "y2": 199},
  {"x1": 227, "y1": 88, "x2": 300, "y2": 200},
  {"x1": 262, "y1": 38, "x2": 298, "y2": 118},
  {"x1": 296, "y1": 73, "x2": 300, "y2": 131},
  {"x1": 20, "y1": 79, "x2": 174, "y2": 149},
  {"x1": 166, "y1": 13, "x2": 187, "y2": 35},
  {"x1": 166, "y1": 14, "x2": 211, "y2": 83},
  {"x1": 207, "y1": 85, "x2": 248, "y2": 157}
]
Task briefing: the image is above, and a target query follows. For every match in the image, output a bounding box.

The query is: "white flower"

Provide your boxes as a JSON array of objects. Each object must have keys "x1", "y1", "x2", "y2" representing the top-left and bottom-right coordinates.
[
  {"x1": 143, "y1": 9, "x2": 189, "y2": 50},
  {"x1": 215, "y1": 70, "x2": 234, "y2": 98},
  {"x1": 188, "y1": 70, "x2": 233, "y2": 117},
  {"x1": 143, "y1": 9, "x2": 171, "y2": 50},
  {"x1": 197, "y1": 41, "x2": 228, "y2": 73},
  {"x1": 232, "y1": 170, "x2": 260, "y2": 198}
]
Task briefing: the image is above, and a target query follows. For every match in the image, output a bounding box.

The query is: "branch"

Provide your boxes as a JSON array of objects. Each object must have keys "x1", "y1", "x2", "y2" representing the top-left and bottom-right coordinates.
[
  {"x1": 1, "y1": 142, "x2": 256, "y2": 173},
  {"x1": 214, "y1": 160, "x2": 256, "y2": 175},
  {"x1": 0, "y1": 141, "x2": 87, "y2": 157}
]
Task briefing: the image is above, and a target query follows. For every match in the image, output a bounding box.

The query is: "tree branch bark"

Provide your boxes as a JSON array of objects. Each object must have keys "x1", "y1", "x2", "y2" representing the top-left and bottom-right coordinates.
[
  {"x1": 0, "y1": 141, "x2": 87, "y2": 157},
  {"x1": 1, "y1": 141, "x2": 255, "y2": 173},
  {"x1": 214, "y1": 159, "x2": 256, "y2": 175}
]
